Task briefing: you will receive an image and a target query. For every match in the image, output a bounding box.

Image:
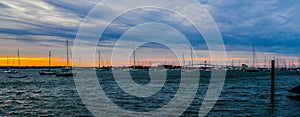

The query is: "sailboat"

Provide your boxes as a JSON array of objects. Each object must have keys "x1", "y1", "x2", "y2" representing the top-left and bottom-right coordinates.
[
  {"x1": 39, "y1": 51, "x2": 56, "y2": 75},
  {"x1": 3, "y1": 69, "x2": 18, "y2": 74},
  {"x1": 96, "y1": 50, "x2": 112, "y2": 71},
  {"x1": 288, "y1": 86, "x2": 300, "y2": 94},
  {"x1": 56, "y1": 40, "x2": 76, "y2": 77},
  {"x1": 2, "y1": 56, "x2": 18, "y2": 74},
  {"x1": 129, "y1": 48, "x2": 149, "y2": 71},
  {"x1": 244, "y1": 44, "x2": 260, "y2": 72},
  {"x1": 7, "y1": 49, "x2": 27, "y2": 78},
  {"x1": 287, "y1": 68, "x2": 300, "y2": 95}
]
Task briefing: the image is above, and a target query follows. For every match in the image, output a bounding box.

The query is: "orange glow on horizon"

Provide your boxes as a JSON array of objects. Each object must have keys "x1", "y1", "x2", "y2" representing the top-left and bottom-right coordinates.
[
  {"x1": 1, "y1": 57, "x2": 299, "y2": 67},
  {"x1": 0, "y1": 57, "x2": 66, "y2": 67}
]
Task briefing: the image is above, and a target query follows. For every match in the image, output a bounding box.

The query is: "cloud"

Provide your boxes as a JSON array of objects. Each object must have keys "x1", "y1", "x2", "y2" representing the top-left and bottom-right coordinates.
[
  {"x1": 0, "y1": 0, "x2": 81, "y2": 27},
  {"x1": 98, "y1": 8, "x2": 208, "y2": 50},
  {"x1": 198, "y1": 0, "x2": 300, "y2": 56},
  {"x1": 0, "y1": 0, "x2": 299, "y2": 66}
]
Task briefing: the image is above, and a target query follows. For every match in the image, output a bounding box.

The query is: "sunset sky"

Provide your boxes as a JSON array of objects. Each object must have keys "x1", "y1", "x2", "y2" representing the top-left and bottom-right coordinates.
[{"x1": 0, "y1": 0, "x2": 299, "y2": 67}]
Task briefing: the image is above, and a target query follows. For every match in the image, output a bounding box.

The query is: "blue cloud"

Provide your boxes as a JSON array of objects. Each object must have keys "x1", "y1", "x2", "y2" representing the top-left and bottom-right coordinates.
[
  {"x1": 0, "y1": 0, "x2": 299, "y2": 58},
  {"x1": 98, "y1": 8, "x2": 208, "y2": 50},
  {"x1": 199, "y1": 0, "x2": 300, "y2": 56}
]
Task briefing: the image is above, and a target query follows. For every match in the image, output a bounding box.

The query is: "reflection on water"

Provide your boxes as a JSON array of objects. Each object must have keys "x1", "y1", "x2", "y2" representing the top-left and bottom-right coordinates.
[{"x1": 0, "y1": 69, "x2": 299, "y2": 116}]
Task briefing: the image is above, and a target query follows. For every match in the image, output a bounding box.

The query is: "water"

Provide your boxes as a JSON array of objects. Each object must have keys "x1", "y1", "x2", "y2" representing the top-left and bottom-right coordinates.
[
  {"x1": 0, "y1": 69, "x2": 91, "y2": 116},
  {"x1": 209, "y1": 75, "x2": 300, "y2": 116},
  {"x1": 0, "y1": 69, "x2": 299, "y2": 116}
]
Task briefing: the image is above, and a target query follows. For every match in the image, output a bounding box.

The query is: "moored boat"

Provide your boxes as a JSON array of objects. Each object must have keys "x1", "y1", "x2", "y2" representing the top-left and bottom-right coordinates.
[
  {"x1": 7, "y1": 74, "x2": 27, "y2": 78},
  {"x1": 39, "y1": 69, "x2": 57, "y2": 75},
  {"x1": 56, "y1": 40, "x2": 75, "y2": 77},
  {"x1": 39, "y1": 51, "x2": 57, "y2": 75},
  {"x1": 288, "y1": 85, "x2": 300, "y2": 94},
  {"x1": 56, "y1": 71, "x2": 76, "y2": 77},
  {"x1": 4, "y1": 69, "x2": 19, "y2": 74},
  {"x1": 7, "y1": 49, "x2": 27, "y2": 78}
]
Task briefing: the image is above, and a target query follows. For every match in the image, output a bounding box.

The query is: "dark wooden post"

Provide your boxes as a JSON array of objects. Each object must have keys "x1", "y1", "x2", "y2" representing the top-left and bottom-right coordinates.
[{"x1": 271, "y1": 60, "x2": 275, "y2": 103}]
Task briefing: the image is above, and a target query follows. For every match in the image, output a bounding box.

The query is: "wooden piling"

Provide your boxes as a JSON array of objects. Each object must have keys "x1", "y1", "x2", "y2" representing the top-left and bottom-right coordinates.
[{"x1": 271, "y1": 60, "x2": 275, "y2": 103}]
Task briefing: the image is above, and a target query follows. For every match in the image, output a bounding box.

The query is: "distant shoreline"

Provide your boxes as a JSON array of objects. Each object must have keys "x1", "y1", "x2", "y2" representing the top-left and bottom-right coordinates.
[{"x1": 0, "y1": 66, "x2": 88, "y2": 69}]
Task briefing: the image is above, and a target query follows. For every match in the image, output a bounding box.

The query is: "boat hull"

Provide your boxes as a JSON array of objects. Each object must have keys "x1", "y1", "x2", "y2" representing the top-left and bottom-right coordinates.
[
  {"x1": 39, "y1": 70, "x2": 56, "y2": 75},
  {"x1": 7, "y1": 74, "x2": 27, "y2": 78},
  {"x1": 4, "y1": 70, "x2": 19, "y2": 74},
  {"x1": 56, "y1": 72, "x2": 76, "y2": 77},
  {"x1": 288, "y1": 85, "x2": 300, "y2": 94}
]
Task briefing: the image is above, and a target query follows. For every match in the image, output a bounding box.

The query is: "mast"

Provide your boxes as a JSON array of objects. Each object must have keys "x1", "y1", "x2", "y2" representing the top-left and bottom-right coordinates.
[
  {"x1": 79, "y1": 57, "x2": 81, "y2": 67},
  {"x1": 133, "y1": 48, "x2": 136, "y2": 68},
  {"x1": 289, "y1": 58, "x2": 291, "y2": 69},
  {"x1": 252, "y1": 44, "x2": 256, "y2": 68},
  {"x1": 183, "y1": 54, "x2": 185, "y2": 68},
  {"x1": 292, "y1": 58, "x2": 294, "y2": 68},
  {"x1": 98, "y1": 50, "x2": 101, "y2": 68},
  {"x1": 191, "y1": 47, "x2": 193, "y2": 67},
  {"x1": 264, "y1": 56, "x2": 267, "y2": 68},
  {"x1": 66, "y1": 40, "x2": 69, "y2": 67},
  {"x1": 6, "y1": 56, "x2": 9, "y2": 66},
  {"x1": 49, "y1": 50, "x2": 51, "y2": 67},
  {"x1": 277, "y1": 59, "x2": 279, "y2": 69},
  {"x1": 299, "y1": 59, "x2": 300, "y2": 68},
  {"x1": 18, "y1": 49, "x2": 20, "y2": 67}
]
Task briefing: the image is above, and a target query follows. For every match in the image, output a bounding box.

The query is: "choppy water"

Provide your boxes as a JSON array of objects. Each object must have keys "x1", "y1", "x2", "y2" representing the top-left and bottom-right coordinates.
[{"x1": 0, "y1": 69, "x2": 299, "y2": 116}]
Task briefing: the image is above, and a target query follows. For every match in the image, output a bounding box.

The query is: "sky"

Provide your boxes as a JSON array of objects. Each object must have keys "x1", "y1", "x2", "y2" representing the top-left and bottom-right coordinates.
[{"x1": 0, "y1": 0, "x2": 299, "y2": 67}]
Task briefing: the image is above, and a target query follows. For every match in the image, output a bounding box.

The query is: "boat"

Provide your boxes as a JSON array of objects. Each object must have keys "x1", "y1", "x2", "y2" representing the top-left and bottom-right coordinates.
[
  {"x1": 56, "y1": 71, "x2": 76, "y2": 77},
  {"x1": 129, "y1": 65, "x2": 149, "y2": 71},
  {"x1": 243, "y1": 44, "x2": 260, "y2": 72},
  {"x1": 39, "y1": 51, "x2": 56, "y2": 75},
  {"x1": 244, "y1": 67, "x2": 260, "y2": 72},
  {"x1": 56, "y1": 40, "x2": 75, "y2": 77},
  {"x1": 96, "y1": 50, "x2": 112, "y2": 71},
  {"x1": 157, "y1": 65, "x2": 181, "y2": 71},
  {"x1": 2, "y1": 57, "x2": 19, "y2": 74},
  {"x1": 128, "y1": 48, "x2": 149, "y2": 71},
  {"x1": 288, "y1": 69, "x2": 300, "y2": 94},
  {"x1": 39, "y1": 69, "x2": 56, "y2": 75},
  {"x1": 288, "y1": 85, "x2": 300, "y2": 94},
  {"x1": 4, "y1": 69, "x2": 19, "y2": 74},
  {"x1": 2, "y1": 57, "x2": 17, "y2": 74},
  {"x1": 7, "y1": 74, "x2": 27, "y2": 78},
  {"x1": 62, "y1": 66, "x2": 73, "y2": 71},
  {"x1": 97, "y1": 66, "x2": 113, "y2": 71},
  {"x1": 7, "y1": 49, "x2": 27, "y2": 78}
]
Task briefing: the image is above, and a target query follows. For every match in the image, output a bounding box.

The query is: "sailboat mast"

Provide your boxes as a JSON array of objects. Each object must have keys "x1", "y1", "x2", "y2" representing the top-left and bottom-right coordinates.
[
  {"x1": 18, "y1": 49, "x2": 20, "y2": 67},
  {"x1": 191, "y1": 47, "x2": 193, "y2": 67},
  {"x1": 252, "y1": 44, "x2": 256, "y2": 68},
  {"x1": 79, "y1": 57, "x2": 81, "y2": 67},
  {"x1": 6, "y1": 56, "x2": 8, "y2": 66},
  {"x1": 66, "y1": 40, "x2": 69, "y2": 67},
  {"x1": 264, "y1": 56, "x2": 267, "y2": 68},
  {"x1": 298, "y1": 59, "x2": 300, "y2": 68},
  {"x1": 133, "y1": 48, "x2": 136, "y2": 67},
  {"x1": 289, "y1": 58, "x2": 291, "y2": 69},
  {"x1": 49, "y1": 51, "x2": 51, "y2": 67},
  {"x1": 183, "y1": 54, "x2": 185, "y2": 68},
  {"x1": 98, "y1": 50, "x2": 101, "y2": 68}
]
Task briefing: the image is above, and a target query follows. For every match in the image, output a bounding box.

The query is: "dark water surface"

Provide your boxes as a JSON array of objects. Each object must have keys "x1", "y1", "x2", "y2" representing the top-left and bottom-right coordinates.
[{"x1": 0, "y1": 69, "x2": 299, "y2": 116}]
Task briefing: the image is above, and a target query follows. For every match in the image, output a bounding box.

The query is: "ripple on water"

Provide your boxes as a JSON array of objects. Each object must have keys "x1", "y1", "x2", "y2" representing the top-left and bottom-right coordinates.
[{"x1": 0, "y1": 69, "x2": 300, "y2": 116}]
